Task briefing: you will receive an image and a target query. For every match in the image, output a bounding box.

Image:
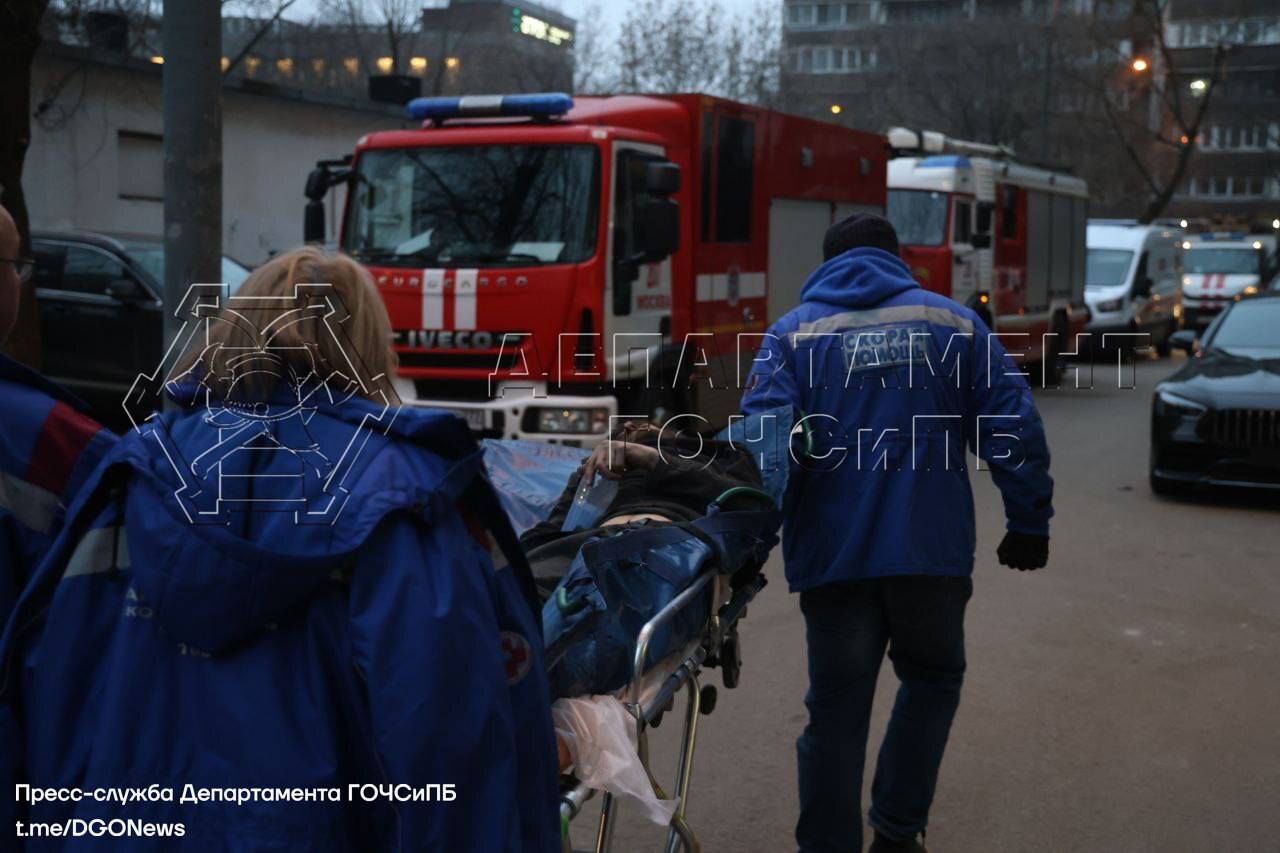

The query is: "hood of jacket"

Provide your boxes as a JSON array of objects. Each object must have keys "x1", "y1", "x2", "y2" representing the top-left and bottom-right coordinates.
[
  {"x1": 108, "y1": 393, "x2": 482, "y2": 653},
  {"x1": 799, "y1": 247, "x2": 920, "y2": 308}
]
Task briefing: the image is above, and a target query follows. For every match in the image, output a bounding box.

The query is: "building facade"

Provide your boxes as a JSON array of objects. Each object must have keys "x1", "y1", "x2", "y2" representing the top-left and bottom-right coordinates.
[
  {"x1": 26, "y1": 43, "x2": 408, "y2": 264},
  {"x1": 780, "y1": 0, "x2": 1279, "y2": 225},
  {"x1": 420, "y1": 0, "x2": 576, "y2": 95},
  {"x1": 1166, "y1": 1, "x2": 1280, "y2": 229}
]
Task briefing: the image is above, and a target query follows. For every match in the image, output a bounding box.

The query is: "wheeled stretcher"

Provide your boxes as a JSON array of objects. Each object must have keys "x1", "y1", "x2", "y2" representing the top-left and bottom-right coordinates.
[{"x1": 480, "y1": 409, "x2": 795, "y2": 852}]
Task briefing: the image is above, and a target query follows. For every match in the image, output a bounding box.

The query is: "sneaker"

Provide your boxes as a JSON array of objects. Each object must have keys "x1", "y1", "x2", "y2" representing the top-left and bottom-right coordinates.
[{"x1": 867, "y1": 830, "x2": 927, "y2": 853}]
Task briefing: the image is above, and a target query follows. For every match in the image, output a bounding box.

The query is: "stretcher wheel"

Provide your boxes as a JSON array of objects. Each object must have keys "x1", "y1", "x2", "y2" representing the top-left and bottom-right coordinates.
[
  {"x1": 721, "y1": 631, "x2": 742, "y2": 689},
  {"x1": 699, "y1": 684, "x2": 718, "y2": 715}
]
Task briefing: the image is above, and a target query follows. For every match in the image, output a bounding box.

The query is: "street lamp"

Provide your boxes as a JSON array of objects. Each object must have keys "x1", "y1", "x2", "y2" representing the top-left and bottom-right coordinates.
[
  {"x1": 829, "y1": 104, "x2": 842, "y2": 115},
  {"x1": 1131, "y1": 57, "x2": 1149, "y2": 73}
]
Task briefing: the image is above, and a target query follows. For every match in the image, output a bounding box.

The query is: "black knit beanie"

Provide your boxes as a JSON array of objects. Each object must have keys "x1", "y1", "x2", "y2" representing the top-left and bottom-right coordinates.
[{"x1": 822, "y1": 212, "x2": 901, "y2": 260}]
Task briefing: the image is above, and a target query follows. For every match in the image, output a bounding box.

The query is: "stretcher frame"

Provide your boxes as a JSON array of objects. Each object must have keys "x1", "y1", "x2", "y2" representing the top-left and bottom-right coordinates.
[{"x1": 558, "y1": 568, "x2": 767, "y2": 853}]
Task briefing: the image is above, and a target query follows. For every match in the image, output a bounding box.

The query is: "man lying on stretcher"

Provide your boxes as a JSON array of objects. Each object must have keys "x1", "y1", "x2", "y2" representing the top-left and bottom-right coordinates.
[
  {"x1": 519, "y1": 420, "x2": 764, "y2": 596},
  {"x1": 520, "y1": 420, "x2": 764, "y2": 775}
]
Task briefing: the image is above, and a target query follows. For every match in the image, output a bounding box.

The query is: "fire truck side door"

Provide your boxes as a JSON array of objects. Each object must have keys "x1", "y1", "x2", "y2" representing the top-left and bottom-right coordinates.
[
  {"x1": 605, "y1": 141, "x2": 672, "y2": 384},
  {"x1": 951, "y1": 196, "x2": 978, "y2": 305}
]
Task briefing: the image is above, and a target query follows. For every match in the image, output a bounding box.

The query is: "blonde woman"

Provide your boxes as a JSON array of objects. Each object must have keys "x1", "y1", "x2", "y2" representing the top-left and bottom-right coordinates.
[{"x1": 2, "y1": 248, "x2": 560, "y2": 851}]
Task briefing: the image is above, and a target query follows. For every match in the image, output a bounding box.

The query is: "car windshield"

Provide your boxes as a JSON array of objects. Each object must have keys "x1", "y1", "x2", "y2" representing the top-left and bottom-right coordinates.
[
  {"x1": 886, "y1": 190, "x2": 947, "y2": 247},
  {"x1": 123, "y1": 240, "x2": 252, "y2": 294},
  {"x1": 1207, "y1": 300, "x2": 1280, "y2": 353},
  {"x1": 344, "y1": 144, "x2": 600, "y2": 267},
  {"x1": 1184, "y1": 248, "x2": 1259, "y2": 275},
  {"x1": 1086, "y1": 249, "x2": 1134, "y2": 288}
]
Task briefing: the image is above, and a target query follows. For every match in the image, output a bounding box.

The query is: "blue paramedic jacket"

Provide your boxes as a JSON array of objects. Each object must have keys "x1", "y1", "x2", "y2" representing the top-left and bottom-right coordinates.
[
  {"x1": 0, "y1": 352, "x2": 116, "y2": 622},
  {"x1": 0, "y1": 392, "x2": 560, "y2": 851},
  {"x1": 740, "y1": 247, "x2": 1053, "y2": 590}
]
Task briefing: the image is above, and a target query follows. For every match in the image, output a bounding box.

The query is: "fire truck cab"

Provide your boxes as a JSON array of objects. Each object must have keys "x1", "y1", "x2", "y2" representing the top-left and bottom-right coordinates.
[
  {"x1": 885, "y1": 128, "x2": 1091, "y2": 380},
  {"x1": 306, "y1": 93, "x2": 886, "y2": 443}
]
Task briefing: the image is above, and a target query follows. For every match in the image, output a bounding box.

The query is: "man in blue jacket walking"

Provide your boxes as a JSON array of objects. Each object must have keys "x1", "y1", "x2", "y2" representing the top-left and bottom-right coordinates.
[{"x1": 740, "y1": 214, "x2": 1052, "y2": 853}]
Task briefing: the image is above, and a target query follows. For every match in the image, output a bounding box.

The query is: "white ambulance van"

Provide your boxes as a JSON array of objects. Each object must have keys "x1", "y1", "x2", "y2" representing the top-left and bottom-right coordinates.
[{"x1": 1085, "y1": 221, "x2": 1184, "y2": 355}]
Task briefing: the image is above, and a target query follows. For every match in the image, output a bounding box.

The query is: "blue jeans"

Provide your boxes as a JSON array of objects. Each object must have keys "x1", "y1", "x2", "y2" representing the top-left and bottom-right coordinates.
[{"x1": 796, "y1": 576, "x2": 972, "y2": 853}]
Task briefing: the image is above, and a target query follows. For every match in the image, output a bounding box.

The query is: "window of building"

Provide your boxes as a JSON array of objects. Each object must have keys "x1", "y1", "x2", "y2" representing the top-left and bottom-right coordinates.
[
  {"x1": 844, "y1": 2, "x2": 873, "y2": 24},
  {"x1": 787, "y1": 3, "x2": 815, "y2": 26},
  {"x1": 117, "y1": 130, "x2": 163, "y2": 202},
  {"x1": 1180, "y1": 17, "x2": 1280, "y2": 47},
  {"x1": 792, "y1": 44, "x2": 879, "y2": 74}
]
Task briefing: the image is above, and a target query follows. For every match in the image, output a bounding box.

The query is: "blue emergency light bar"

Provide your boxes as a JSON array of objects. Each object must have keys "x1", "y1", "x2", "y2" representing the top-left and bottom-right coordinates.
[{"x1": 405, "y1": 93, "x2": 574, "y2": 122}]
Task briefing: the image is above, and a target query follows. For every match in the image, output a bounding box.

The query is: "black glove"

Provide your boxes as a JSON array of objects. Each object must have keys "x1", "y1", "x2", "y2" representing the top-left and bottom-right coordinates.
[{"x1": 997, "y1": 531, "x2": 1049, "y2": 571}]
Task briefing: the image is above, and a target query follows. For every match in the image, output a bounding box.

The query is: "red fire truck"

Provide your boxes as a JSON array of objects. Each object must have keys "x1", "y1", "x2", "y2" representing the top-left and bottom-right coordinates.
[
  {"x1": 304, "y1": 93, "x2": 886, "y2": 442},
  {"x1": 885, "y1": 128, "x2": 1091, "y2": 381}
]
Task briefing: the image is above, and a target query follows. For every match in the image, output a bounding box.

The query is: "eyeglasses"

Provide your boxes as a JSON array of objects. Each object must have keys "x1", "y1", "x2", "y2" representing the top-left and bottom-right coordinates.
[{"x1": 1, "y1": 257, "x2": 34, "y2": 284}]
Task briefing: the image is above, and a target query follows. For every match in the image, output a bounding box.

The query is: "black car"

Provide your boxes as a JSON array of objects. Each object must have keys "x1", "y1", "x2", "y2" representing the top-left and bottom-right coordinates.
[
  {"x1": 31, "y1": 231, "x2": 251, "y2": 430},
  {"x1": 1150, "y1": 294, "x2": 1280, "y2": 493}
]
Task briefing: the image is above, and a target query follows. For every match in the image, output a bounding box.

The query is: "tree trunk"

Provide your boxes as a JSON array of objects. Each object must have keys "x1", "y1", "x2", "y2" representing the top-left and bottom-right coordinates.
[{"x1": 0, "y1": 0, "x2": 50, "y2": 369}]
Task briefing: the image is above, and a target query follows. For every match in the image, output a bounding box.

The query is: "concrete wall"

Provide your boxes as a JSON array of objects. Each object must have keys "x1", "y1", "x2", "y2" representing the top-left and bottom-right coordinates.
[{"x1": 25, "y1": 49, "x2": 409, "y2": 265}]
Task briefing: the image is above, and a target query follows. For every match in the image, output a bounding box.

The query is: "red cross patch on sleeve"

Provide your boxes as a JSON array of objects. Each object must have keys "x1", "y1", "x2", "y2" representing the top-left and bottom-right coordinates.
[{"x1": 500, "y1": 631, "x2": 532, "y2": 684}]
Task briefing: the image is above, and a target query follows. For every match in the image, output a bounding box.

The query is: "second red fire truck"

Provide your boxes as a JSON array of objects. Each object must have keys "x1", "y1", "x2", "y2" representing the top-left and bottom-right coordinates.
[
  {"x1": 885, "y1": 127, "x2": 1091, "y2": 381},
  {"x1": 304, "y1": 93, "x2": 886, "y2": 442}
]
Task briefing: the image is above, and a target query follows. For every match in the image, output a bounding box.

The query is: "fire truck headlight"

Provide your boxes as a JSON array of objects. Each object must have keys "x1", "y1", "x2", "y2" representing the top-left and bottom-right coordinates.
[{"x1": 533, "y1": 406, "x2": 611, "y2": 434}]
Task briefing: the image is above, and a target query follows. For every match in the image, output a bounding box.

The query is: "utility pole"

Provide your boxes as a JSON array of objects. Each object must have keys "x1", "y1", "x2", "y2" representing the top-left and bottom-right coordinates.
[{"x1": 162, "y1": 0, "x2": 222, "y2": 352}]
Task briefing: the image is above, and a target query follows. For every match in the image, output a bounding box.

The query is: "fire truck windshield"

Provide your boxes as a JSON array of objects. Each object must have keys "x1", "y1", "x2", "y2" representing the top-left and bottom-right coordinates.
[
  {"x1": 886, "y1": 190, "x2": 947, "y2": 247},
  {"x1": 344, "y1": 144, "x2": 600, "y2": 268}
]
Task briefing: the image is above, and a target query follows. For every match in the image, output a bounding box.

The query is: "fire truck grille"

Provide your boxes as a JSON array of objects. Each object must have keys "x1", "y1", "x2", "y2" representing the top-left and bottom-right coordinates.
[
  {"x1": 1202, "y1": 409, "x2": 1280, "y2": 448},
  {"x1": 398, "y1": 350, "x2": 519, "y2": 371}
]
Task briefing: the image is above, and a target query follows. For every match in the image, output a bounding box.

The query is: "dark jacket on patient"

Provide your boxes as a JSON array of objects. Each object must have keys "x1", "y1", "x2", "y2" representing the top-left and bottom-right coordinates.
[{"x1": 519, "y1": 435, "x2": 763, "y2": 592}]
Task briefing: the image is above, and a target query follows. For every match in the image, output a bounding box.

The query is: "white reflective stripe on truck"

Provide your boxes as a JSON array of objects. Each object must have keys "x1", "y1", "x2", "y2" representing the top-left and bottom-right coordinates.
[
  {"x1": 454, "y1": 268, "x2": 478, "y2": 330},
  {"x1": 422, "y1": 268, "x2": 444, "y2": 329}
]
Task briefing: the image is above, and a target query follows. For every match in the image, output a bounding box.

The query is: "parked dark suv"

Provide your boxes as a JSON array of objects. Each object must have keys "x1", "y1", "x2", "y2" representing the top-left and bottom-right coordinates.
[{"x1": 31, "y1": 231, "x2": 251, "y2": 430}]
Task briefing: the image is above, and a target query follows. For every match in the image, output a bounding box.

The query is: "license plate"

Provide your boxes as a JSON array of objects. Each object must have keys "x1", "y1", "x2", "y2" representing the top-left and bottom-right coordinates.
[{"x1": 443, "y1": 407, "x2": 487, "y2": 431}]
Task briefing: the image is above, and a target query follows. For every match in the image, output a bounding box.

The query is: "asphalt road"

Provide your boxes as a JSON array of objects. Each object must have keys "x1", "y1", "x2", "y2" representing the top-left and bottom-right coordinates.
[{"x1": 570, "y1": 353, "x2": 1280, "y2": 853}]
